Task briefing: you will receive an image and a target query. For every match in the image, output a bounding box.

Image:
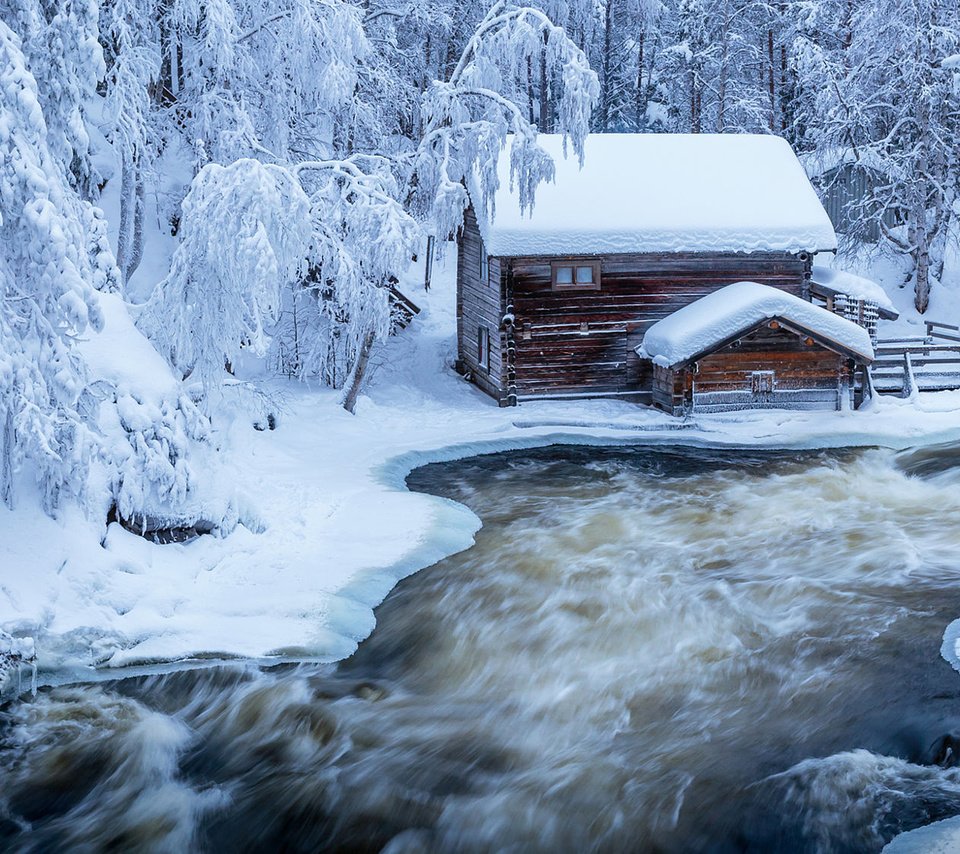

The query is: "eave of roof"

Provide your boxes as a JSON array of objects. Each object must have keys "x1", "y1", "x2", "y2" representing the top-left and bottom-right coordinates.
[
  {"x1": 638, "y1": 315, "x2": 876, "y2": 371},
  {"x1": 637, "y1": 281, "x2": 875, "y2": 367}
]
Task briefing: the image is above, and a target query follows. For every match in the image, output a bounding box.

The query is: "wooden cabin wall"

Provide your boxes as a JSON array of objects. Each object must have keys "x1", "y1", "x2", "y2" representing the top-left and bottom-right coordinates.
[
  {"x1": 507, "y1": 252, "x2": 809, "y2": 400},
  {"x1": 688, "y1": 325, "x2": 856, "y2": 412},
  {"x1": 457, "y1": 208, "x2": 506, "y2": 402},
  {"x1": 651, "y1": 363, "x2": 691, "y2": 413}
]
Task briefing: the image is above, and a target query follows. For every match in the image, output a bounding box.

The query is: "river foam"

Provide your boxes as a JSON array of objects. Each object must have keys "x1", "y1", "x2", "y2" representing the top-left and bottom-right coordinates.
[{"x1": 2, "y1": 444, "x2": 960, "y2": 851}]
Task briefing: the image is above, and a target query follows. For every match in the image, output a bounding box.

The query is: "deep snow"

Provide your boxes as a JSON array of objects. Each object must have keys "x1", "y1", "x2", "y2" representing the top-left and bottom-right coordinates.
[{"x1": 810, "y1": 265, "x2": 898, "y2": 313}]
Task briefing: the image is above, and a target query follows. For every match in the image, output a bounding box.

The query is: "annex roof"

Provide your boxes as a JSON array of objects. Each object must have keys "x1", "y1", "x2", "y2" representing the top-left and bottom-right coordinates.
[
  {"x1": 637, "y1": 281, "x2": 875, "y2": 368},
  {"x1": 476, "y1": 134, "x2": 838, "y2": 258}
]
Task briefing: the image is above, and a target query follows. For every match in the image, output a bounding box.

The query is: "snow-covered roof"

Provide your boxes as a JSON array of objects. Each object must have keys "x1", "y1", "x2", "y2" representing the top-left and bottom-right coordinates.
[
  {"x1": 800, "y1": 146, "x2": 899, "y2": 181},
  {"x1": 810, "y1": 265, "x2": 897, "y2": 314},
  {"x1": 638, "y1": 282, "x2": 875, "y2": 367},
  {"x1": 476, "y1": 134, "x2": 838, "y2": 257}
]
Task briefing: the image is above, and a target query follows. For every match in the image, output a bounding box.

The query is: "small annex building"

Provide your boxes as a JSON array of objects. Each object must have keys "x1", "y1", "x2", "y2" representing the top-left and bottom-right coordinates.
[
  {"x1": 639, "y1": 282, "x2": 875, "y2": 414},
  {"x1": 456, "y1": 133, "x2": 884, "y2": 412}
]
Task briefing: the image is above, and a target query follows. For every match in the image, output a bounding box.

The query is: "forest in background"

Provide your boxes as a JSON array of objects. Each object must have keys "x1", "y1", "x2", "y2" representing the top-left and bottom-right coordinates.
[{"x1": 1, "y1": 0, "x2": 959, "y2": 518}]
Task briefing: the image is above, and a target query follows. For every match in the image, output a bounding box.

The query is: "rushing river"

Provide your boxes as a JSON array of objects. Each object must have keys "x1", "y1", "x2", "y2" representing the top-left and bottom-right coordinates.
[{"x1": 4, "y1": 444, "x2": 960, "y2": 852}]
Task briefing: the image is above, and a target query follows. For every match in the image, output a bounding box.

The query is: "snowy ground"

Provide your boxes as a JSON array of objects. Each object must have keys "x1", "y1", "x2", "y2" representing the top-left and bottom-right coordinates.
[
  {"x1": 2, "y1": 249, "x2": 960, "y2": 693},
  {"x1": 883, "y1": 815, "x2": 960, "y2": 853}
]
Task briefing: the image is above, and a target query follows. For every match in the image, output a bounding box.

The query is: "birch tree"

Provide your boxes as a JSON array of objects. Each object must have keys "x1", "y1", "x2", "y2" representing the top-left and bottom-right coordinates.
[
  {"x1": 794, "y1": 0, "x2": 960, "y2": 312},
  {"x1": 411, "y1": 0, "x2": 599, "y2": 245}
]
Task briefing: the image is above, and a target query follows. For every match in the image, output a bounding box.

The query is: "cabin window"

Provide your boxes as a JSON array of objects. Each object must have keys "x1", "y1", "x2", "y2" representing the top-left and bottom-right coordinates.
[
  {"x1": 477, "y1": 326, "x2": 490, "y2": 371},
  {"x1": 480, "y1": 246, "x2": 489, "y2": 284},
  {"x1": 551, "y1": 260, "x2": 601, "y2": 291}
]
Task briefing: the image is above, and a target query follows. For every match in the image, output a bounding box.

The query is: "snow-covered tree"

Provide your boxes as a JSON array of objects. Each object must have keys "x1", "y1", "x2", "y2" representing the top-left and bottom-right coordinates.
[
  {"x1": 163, "y1": 0, "x2": 367, "y2": 165},
  {"x1": 275, "y1": 156, "x2": 420, "y2": 400},
  {"x1": 411, "y1": 0, "x2": 599, "y2": 246},
  {"x1": 794, "y1": 0, "x2": 960, "y2": 312},
  {"x1": 101, "y1": 0, "x2": 161, "y2": 286},
  {"x1": 135, "y1": 1, "x2": 597, "y2": 412},
  {"x1": 139, "y1": 159, "x2": 311, "y2": 402},
  {"x1": 0, "y1": 20, "x2": 106, "y2": 512},
  {"x1": 3, "y1": 0, "x2": 106, "y2": 195},
  {"x1": 1, "y1": 5, "x2": 211, "y2": 530}
]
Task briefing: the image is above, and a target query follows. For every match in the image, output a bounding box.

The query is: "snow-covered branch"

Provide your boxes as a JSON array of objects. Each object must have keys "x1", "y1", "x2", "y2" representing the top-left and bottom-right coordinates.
[{"x1": 410, "y1": 1, "x2": 598, "y2": 244}]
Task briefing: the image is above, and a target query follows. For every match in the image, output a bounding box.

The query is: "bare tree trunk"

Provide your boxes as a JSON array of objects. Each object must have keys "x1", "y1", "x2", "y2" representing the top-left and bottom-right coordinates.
[
  {"x1": 601, "y1": 0, "x2": 615, "y2": 130},
  {"x1": 539, "y1": 31, "x2": 549, "y2": 131},
  {"x1": 780, "y1": 23, "x2": 789, "y2": 135},
  {"x1": 913, "y1": 91, "x2": 933, "y2": 314},
  {"x1": 168, "y1": 27, "x2": 180, "y2": 97},
  {"x1": 117, "y1": 156, "x2": 146, "y2": 287},
  {"x1": 526, "y1": 55, "x2": 535, "y2": 123},
  {"x1": 424, "y1": 235, "x2": 435, "y2": 291},
  {"x1": 127, "y1": 165, "x2": 146, "y2": 282},
  {"x1": 691, "y1": 69, "x2": 701, "y2": 133},
  {"x1": 717, "y1": 0, "x2": 730, "y2": 132},
  {"x1": 767, "y1": 28, "x2": 776, "y2": 131},
  {"x1": 914, "y1": 204, "x2": 931, "y2": 314},
  {"x1": 1, "y1": 407, "x2": 14, "y2": 510},
  {"x1": 342, "y1": 330, "x2": 377, "y2": 414},
  {"x1": 116, "y1": 154, "x2": 133, "y2": 282},
  {"x1": 290, "y1": 292, "x2": 301, "y2": 376},
  {"x1": 634, "y1": 30, "x2": 645, "y2": 130}
]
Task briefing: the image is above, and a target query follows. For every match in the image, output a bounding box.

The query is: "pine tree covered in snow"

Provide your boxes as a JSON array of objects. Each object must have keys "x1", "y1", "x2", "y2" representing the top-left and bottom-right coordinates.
[{"x1": 2, "y1": 10, "x2": 208, "y2": 527}]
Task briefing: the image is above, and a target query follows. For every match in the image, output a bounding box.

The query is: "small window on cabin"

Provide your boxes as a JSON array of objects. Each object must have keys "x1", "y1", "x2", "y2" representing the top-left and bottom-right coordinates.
[
  {"x1": 552, "y1": 260, "x2": 601, "y2": 291},
  {"x1": 477, "y1": 326, "x2": 490, "y2": 371},
  {"x1": 480, "y1": 246, "x2": 489, "y2": 284}
]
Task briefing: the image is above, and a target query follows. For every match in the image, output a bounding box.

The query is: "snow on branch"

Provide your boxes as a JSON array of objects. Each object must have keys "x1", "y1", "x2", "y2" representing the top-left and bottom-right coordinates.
[
  {"x1": 277, "y1": 156, "x2": 420, "y2": 387},
  {"x1": 0, "y1": 20, "x2": 112, "y2": 513},
  {"x1": 139, "y1": 159, "x2": 311, "y2": 403},
  {"x1": 410, "y1": 1, "x2": 598, "y2": 242}
]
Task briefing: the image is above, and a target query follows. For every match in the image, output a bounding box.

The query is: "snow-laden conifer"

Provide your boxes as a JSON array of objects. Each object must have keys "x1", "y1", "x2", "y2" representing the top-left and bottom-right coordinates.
[{"x1": 794, "y1": 0, "x2": 960, "y2": 312}]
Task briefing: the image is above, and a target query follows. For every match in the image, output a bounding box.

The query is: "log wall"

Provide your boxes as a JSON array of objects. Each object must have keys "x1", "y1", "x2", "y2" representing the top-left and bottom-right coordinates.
[
  {"x1": 507, "y1": 252, "x2": 809, "y2": 401},
  {"x1": 651, "y1": 324, "x2": 862, "y2": 415},
  {"x1": 457, "y1": 209, "x2": 506, "y2": 402}
]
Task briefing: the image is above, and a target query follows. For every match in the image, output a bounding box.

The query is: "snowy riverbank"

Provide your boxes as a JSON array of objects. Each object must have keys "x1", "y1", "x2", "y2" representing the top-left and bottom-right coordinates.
[{"x1": 2, "y1": 254, "x2": 960, "y2": 692}]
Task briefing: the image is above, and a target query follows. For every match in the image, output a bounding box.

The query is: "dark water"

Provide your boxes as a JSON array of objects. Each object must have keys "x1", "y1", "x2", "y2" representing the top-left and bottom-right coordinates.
[{"x1": 3, "y1": 444, "x2": 960, "y2": 852}]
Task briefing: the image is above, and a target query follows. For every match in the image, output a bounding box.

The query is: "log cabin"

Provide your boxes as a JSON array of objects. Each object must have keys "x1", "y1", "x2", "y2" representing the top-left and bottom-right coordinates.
[
  {"x1": 456, "y1": 133, "x2": 881, "y2": 413},
  {"x1": 638, "y1": 282, "x2": 875, "y2": 414}
]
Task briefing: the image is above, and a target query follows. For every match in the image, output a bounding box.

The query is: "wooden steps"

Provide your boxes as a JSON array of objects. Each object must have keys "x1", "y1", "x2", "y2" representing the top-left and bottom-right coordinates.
[{"x1": 871, "y1": 324, "x2": 960, "y2": 395}]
